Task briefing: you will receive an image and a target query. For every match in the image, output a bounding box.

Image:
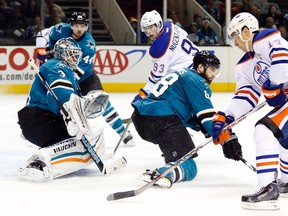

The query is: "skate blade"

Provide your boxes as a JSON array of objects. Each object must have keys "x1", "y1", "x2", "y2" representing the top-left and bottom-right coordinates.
[{"x1": 242, "y1": 200, "x2": 280, "y2": 211}]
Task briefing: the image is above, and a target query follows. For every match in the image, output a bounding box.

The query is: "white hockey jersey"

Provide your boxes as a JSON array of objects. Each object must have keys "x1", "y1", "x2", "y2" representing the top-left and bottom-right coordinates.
[
  {"x1": 224, "y1": 28, "x2": 288, "y2": 119},
  {"x1": 142, "y1": 21, "x2": 200, "y2": 94},
  {"x1": 36, "y1": 27, "x2": 52, "y2": 49}
]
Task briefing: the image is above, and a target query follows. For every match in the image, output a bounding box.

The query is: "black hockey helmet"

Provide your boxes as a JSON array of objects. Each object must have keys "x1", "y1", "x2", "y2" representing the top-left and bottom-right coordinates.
[
  {"x1": 193, "y1": 50, "x2": 220, "y2": 70},
  {"x1": 70, "y1": 12, "x2": 89, "y2": 25}
]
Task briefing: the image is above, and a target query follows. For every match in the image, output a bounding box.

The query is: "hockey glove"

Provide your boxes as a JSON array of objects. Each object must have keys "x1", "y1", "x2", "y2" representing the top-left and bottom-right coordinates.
[
  {"x1": 83, "y1": 90, "x2": 109, "y2": 118},
  {"x1": 36, "y1": 48, "x2": 47, "y2": 67},
  {"x1": 132, "y1": 88, "x2": 148, "y2": 103},
  {"x1": 262, "y1": 79, "x2": 286, "y2": 107},
  {"x1": 63, "y1": 94, "x2": 92, "y2": 140},
  {"x1": 222, "y1": 133, "x2": 242, "y2": 161},
  {"x1": 212, "y1": 111, "x2": 234, "y2": 145}
]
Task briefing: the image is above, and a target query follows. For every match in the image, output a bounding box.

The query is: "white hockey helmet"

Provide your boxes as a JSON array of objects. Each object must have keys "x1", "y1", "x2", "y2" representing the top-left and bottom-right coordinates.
[
  {"x1": 140, "y1": 10, "x2": 163, "y2": 35},
  {"x1": 227, "y1": 12, "x2": 259, "y2": 40}
]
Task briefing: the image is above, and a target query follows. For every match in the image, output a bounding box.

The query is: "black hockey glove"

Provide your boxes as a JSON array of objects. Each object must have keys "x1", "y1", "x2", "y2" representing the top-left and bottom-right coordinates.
[{"x1": 221, "y1": 133, "x2": 242, "y2": 161}]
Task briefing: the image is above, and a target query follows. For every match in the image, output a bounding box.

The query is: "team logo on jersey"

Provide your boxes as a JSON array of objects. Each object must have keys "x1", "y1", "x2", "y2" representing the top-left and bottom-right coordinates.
[
  {"x1": 86, "y1": 40, "x2": 96, "y2": 51},
  {"x1": 253, "y1": 61, "x2": 270, "y2": 86},
  {"x1": 93, "y1": 49, "x2": 146, "y2": 75}
]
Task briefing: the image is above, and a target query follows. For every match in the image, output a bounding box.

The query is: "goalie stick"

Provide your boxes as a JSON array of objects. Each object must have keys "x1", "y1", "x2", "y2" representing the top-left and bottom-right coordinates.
[
  {"x1": 28, "y1": 58, "x2": 127, "y2": 175},
  {"x1": 106, "y1": 101, "x2": 267, "y2": 201},
  {"x1": 103, "y1": 119, "x2": 132, "y2": 159}
]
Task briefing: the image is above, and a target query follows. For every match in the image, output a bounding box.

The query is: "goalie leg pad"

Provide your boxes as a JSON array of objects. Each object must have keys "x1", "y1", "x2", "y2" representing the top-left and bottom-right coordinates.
[
  {"x1": 18, "y1": 150, "x2": 52, "y2": 182},
  {"x1": 48, "y1": 131, "x2": 105, "y2": 179},
  {"x1": 19, "y1": 128, "x2": 105, "y2": 181}
]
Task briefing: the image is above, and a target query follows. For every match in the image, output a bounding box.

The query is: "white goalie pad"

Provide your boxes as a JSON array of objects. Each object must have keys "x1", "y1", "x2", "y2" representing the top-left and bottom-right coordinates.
[{"x1": 18, "y1": 125, "x2": 105, "y2": 182}]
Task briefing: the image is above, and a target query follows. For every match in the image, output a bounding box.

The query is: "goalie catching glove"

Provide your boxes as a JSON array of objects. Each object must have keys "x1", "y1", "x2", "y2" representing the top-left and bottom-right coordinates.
[{"x1": 63, "y1": 91, "x2": 109, "y2": 139}]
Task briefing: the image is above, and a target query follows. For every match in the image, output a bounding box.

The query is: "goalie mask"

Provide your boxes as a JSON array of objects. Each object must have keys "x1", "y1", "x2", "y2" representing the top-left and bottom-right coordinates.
[{"x1": 53, "y1": 37, "x2": 82, "y2": 69}]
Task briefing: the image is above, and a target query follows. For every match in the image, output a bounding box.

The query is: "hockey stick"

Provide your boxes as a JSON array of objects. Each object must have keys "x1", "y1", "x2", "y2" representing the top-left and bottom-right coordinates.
[
  {"x1": 238, "y1": 154, "x2": 257, "y2": 172},
  {"x1": 122, "y1": 118, "x2": 131, "y2": 124},
  {"x1": 28, "y1": 58, "x2": 127, "y2": 175},
  {"x1": 106, "y1": 101, "x2": 267, "y2": 201},
  {"x1": 103, "y1": 119, "x2": 132, "y2": 159}
]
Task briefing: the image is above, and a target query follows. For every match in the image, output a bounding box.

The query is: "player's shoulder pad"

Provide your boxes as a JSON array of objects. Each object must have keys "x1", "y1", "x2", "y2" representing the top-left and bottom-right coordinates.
[
  {"x1": 179, "y1": 68, "x2": 207, "y2": 86},
  {"x1": 253, "y1": 28, "x2": 279, "y2": 44},
  {"x1": 149, "y1": 22, "x2": 172, "y2": 59},
  {"x1": 51, "y1": 23, "x2": 71, "y2": 36},
  {"x1": 237, "y1": 51, "x2": 254, "y2": 65}
]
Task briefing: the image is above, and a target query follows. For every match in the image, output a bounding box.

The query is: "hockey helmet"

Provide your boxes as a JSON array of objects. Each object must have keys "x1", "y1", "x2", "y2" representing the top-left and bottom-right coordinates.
[
  {"x1": 227, "y1": 12, "x2": 259, "y2": 40},
  {"x1": 140, "y1": 10, "x2": 163, "y2": 35},
  {"x1": 70, "y1": 12, "x2": 89, "y2": 25},
  {"x1": 193, "y1": 51, "x2": 220, "y2": 70},
  {"x1": 53, "y1": 37, "x2": 82, "y2": 69}
]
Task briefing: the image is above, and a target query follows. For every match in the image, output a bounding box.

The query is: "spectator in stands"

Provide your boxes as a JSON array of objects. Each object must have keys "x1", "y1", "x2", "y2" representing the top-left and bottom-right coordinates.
[
  {"x1": 278, "y1": 25, "x2": 288, "y2": 41},
  {"x1": 203, "y1": 0, "x2": 222, "y2": 24},
  {"x1": 187, "y1": 22, "x2": 199, "y2": 44},
  {"x1": 25, "y1": 14, "x2": 41, "y2": 38},
  {"x1": 238, "y1": 0, "x2": 252, "y2": 13},
  {"x1": 6, "y1": 1, "x2": 27, "y2": 38},
  {"x1": 45, "y1": 5, "x2": 66, "y2": 28},
  {"x1": 130, "y1": 17, "x2": 147, "y2": 44},
  {"x1": 193, "y1": 13, "x2": 202, "y2": 30},
  {"x1": 184, "y1": 13, "x2": 202, "y2": 33},
  {"x1": 263, "y1": 3, "x2": 284, "y2": 28},
  {"x1": 195, "y1": 16, "x2": 218, "y2": 45},
  {"x1": 250, "y1": 3, "x2": 264, "y2": 28},
  {"x1": 23, "y1": 0, "x2": 40, "y2": 26},
  {"x1": 44, "y1": 0, "x2": 65, "y2": 19},
  {"x1": 167, "y1": 10, "x2": 182, "y2": 28},
  {"x1": 0, "y1": 0, "x2": 8, "y2": 36},
  {"x1": 264, "y1": 16, "x2": 277, "y2": 29}
]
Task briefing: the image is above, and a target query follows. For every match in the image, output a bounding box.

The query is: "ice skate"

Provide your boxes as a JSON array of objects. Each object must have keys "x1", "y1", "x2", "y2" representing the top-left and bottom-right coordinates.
[
  {"x1": 241, "y1": 181, "x2": 280, "y2": 210},
  {"x1": 137, "y1": 169, "x2": 173, "y2": 188},
  {"x1": 18, "y1": 154, "x2": 52, "y2": 182},
  {"x1": 278, "y1": 180, "x2": 288, "y2": 197}
]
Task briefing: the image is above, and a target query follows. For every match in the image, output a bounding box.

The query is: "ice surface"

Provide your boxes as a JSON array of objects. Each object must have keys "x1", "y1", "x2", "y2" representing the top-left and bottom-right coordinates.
[{"x1": 0, "y1": 93, "x2": 287, "y2": 216}]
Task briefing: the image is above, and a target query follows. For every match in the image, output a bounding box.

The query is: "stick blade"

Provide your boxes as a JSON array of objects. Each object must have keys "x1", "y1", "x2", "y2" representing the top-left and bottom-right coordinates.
[
  {"x1": 107, "y1": 190, "x2": 136, "y2": 201},
  {"x1": 105, "y1": 157, "x2": 127, "y2": 174}
]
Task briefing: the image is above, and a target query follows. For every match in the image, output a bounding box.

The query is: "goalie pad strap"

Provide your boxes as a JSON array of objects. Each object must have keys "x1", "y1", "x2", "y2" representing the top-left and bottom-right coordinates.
[{"x1": 256, "y1": 116, "x2": 283, "y2": 139}]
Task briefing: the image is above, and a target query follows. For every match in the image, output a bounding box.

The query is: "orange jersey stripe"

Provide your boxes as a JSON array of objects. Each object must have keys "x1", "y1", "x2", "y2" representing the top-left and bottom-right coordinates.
[
  {"x1": 280, "y1": 163, "x2": 288, "y2": 171},
  {"x1": 270, "y1": 106, "x2": 288, "y2": 127},
  {"x1": 256, "y1": 161, "x2": 278, "y2": 167},
  {"x1": 235, "y1": 89, "x2": 259, "y2": 103}
]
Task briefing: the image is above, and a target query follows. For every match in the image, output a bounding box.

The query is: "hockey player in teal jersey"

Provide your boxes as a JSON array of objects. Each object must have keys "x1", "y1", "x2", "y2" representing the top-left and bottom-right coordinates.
[
  {"x1": 48, "y1": 12, "x2": 136, "y2": 146},
  {"x1": 18, "y1": 38, "x2": 110, "y2": 182},
  {"x1": 132, "y1": 51, "x2": 242, "y2": 187}
]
